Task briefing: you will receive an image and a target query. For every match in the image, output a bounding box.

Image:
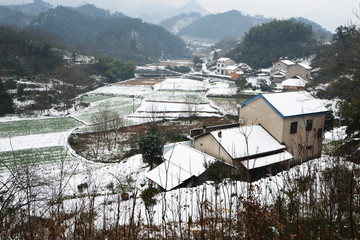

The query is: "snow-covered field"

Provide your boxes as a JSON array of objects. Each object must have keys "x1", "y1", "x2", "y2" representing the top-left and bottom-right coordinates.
[
  {"x1": 71, "y1": 96, "x2": 142, "y2": 126},
  {"x1": 0, "y1": 116, "x2": 81, "y2": 138},
  {"x1": 206, "y1": 81, "x2": 237, "y2": 97},
  {"x1": 89, "y1": 83, "x2": 154, "y2": 96},
  {"x1": 0, "y1": 131, "x2": 71, "y2": 152},
  {"x1": 153, "y1": 78, "x2": 206, "y2": 91}
]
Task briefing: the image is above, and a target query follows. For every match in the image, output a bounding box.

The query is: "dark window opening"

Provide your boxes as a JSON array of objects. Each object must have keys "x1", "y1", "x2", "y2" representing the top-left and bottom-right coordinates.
[
  {"x1": 317, "y1": 128, "x2": 323, "y2": 138},
  {"x1": 290, "y1": 121, "x2": 298, "y2": 134},
  {"x1": 306, "y1": 145, "x2": 312, "y2": 150},
  {"x1": 306, "y1": 119, "x2": 313, "y2": 131}
]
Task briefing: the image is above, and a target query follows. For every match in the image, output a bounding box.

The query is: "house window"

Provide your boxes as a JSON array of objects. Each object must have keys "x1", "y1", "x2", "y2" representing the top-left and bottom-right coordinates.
[
  {"x1": 306, "y1": 119, "x2": 313, "y2": 131},
  {"x1": 290, "y1": 121, "x2": 298, "y2": 134},
  {"x1": 317, "y1": 128, "x2": 323, "y2": 138},
  {"x1": 306, "y1": 145, "x2": 312, "y2": 150}
]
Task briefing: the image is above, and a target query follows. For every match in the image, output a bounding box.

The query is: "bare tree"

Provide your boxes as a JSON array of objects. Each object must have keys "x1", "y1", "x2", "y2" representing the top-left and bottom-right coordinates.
[{"x1": 184, "y1": 95, "x2": 200, "y2": 123}]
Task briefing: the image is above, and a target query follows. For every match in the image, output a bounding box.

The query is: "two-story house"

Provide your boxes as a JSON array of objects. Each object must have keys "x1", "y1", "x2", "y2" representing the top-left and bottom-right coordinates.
[
  {"x1": 271, "y1": 59, "x2": 312, "y2": 83},
  {"x1": 216, "y1": 57, "x2": 235, "y2": 75},
  {"x1": 239, "y1": 91, "x2": 328, "y2": 163}
]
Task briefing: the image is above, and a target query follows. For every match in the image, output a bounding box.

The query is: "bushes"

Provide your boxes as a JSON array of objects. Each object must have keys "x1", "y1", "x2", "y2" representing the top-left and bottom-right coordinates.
[{"x1": 165, "y1": 65, "x2": 191, "y2": 73}]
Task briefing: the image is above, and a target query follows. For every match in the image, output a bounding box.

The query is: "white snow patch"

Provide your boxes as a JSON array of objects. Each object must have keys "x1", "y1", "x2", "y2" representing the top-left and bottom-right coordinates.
[{"x1": 0, "y1": 131, "x2": 71, "y2": 152}]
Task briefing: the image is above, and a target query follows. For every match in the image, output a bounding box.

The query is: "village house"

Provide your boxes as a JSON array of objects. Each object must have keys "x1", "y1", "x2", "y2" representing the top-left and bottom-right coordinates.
[
  {"x1": 287, "y1": 63, "x2": 312, "y2": 81},
  {"x1": 216, "y1": 57, "x2": 235, "y2": 75},
  {"x1": 192, "y1": 125, "x2": 293, "y2": 181},
  {"x1": 231, "y1": 70, "x2": 244, "y2": 80},
  {"x1": 271, "y1": 58, "x2": 312, "y2": 83},
  {"x1": 239, "y1": 91, "x2": 328, "y2": 163},
  {"x1": 281, "y1": 76, "x2": 308, "y2": 91}
]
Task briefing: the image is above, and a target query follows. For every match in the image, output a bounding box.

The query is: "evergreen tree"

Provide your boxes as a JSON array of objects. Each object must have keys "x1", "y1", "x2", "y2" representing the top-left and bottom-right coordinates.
[
  {"x1": 0, "y1": 80, "x2": 14, "y2": 115},
  {"x1": 139, "y1": 126, "x2": 164, "y2": 170}
]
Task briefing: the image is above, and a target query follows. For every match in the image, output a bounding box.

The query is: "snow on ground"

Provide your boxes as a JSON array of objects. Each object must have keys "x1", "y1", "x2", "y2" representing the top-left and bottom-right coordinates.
[
  {"x1": 324, "y1": 126, "x2": 347, "y2": 143},
  {"x1": 71, "y1": 96, "x2": 142, "y2": 126},
  {"x1": 208, "y1": 98, "x2": 239, "y2": 116},
  {"x1": 13, "y1": 99, "x2": 37, "y2": 110},
  {"x1": 0, "y1": 131, "x2": 71, "y2": 152},
  {"x1": 153, "y1": 78, "x2": 206, "y2": 91},
  {"x1": 206, "y1": 81, "x2": 237, "y2": 97},
  {"x1": 89, "y1": 83, "x2": 154, "y2": 96},
  {"x1": 145, "y1": 90, "x2": 208, "y2": 103},
  {"x1": 128, "y1": 100, "x2": 221, "y2": 121},
  {"x1": 135, "y1": 101, "x2": 218, "y2": 113},
  {"x1": 0, "y1": 117, "x2": 82, "y2": 138}
]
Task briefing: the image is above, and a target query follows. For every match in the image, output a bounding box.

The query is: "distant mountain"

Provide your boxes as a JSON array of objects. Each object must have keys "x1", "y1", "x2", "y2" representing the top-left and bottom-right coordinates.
[
  {"x1": 294, "y1": 17, "x2": 333, "y2": 41},
  {"x1": 170, "y1": 0, "x2": 208, "y2": 18},
  {"x1": 177, "y1": 10, "x2": 272, "y2": 41},
  {"x1": 72, "y1": 4, "x2": 127, "y2": 19},
  {"x1": 6, "y1": 0, "x2": 52, "y2": 16},
  {"x1": 159, "y1": 12, "x2": 201, "y2": 35},
  {"x1": 0, "y1": 6, "x2": 33, "y2": 26},
  {"x1": 30, "y1": 6, "x2": 189, "y2": 63},
  {"x1": 136, "y1": 0, "x2": 208, "y2": 24}
]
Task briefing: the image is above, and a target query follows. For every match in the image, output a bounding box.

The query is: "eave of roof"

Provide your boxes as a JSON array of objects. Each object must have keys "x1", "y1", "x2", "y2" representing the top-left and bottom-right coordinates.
[{"x1": 240, "y1": 93, "x2": 329, "y2": 119}]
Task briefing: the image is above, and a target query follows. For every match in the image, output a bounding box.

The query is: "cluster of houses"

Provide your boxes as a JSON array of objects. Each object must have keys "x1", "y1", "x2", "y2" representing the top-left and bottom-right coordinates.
[
  {"x1": 146, "y1": 91, "x2": 328, "y2": 191},
  {"x1": 215, "y1": 57, "x2": 312, "y2": 91}
]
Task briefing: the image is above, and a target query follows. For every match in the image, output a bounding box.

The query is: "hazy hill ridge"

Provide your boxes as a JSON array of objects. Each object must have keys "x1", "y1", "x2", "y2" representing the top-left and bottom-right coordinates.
[
  {"x1": 158, "y1": 12, "x2": 202, "y2": 34},
  {"x1": 159, "y1": 10, "x2": 332, "y2": 42},
  {"x1": 176, "y1": 10, "x2": 272, "y2": 41},
  {"x1": 6, "y1": 0, "x2": 52, "y2": 16},
  {"x1": 30, "y1": 6, "x2": 189, "y2": 63}
]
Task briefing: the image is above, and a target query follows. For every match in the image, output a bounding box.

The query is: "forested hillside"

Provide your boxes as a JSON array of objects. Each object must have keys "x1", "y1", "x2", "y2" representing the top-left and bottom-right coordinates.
[
  {"x1": 0, "y1": 25, "x2": 136, "y2": 114},
  {"x1": 70, "y1": 4, "x2": 126, "y2": 18},
  {"x1": 228, "y1": 19, "x2": 319, "y2": 68},
  {"x1": 177, "y1": 10, "x2": 271, "y2": 41},
  {"x1": 0, "y1": 26, "x2": 64, "y2": 76},
  {"x1": 30, "y1": 6, "x2": 189, "y2": 63},
  {"x1": 312, "y1": 25, "x2": 360, "y2": 135},
  {"x1": 0, "y1": 6, "x2": 33, "y2": 26},
  {"x1": 158, "y1": 12, "x2": 201, "y2": 34}
]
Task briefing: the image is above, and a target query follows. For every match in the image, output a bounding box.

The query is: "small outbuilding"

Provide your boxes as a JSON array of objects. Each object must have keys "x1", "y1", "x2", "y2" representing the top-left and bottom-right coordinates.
[
  {"x1": 146, "y1": 143, "x2": 233, "y2": 191},
  {"x1": 281, "y1": 76, "x2": 308, "y2": 91},
  {"x1": 192, "y1": 125, "x2": 293, "y2": 181}
]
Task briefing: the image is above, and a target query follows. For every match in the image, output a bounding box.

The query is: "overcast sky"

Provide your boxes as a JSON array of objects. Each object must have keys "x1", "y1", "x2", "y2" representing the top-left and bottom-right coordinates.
[{"x1": 1, "y1": 0, "x2": 360, "y2": 31}]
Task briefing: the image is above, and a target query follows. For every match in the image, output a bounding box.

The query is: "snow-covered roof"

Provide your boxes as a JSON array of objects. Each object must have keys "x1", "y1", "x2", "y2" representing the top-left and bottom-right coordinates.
[
  {"x1": 210, "y1": 125, "x2": 286, "y2": 159},
  {"x1": 241, "y1": 91, "x2": 329, "y2": 118},
  {"x1": 282, "y1": 76, "x2": 308, "y2": 87},
  {"x1": 218, "y1": 57, "x2": 233, "y2": 63},
  {"x1": 297, "y1": 63, "x2": 312, "y2": 70},
  {"x1": 241, "y1": 150, "x2": 293, "y2": 170},
  {"x1": 271, "y1": 69, "x2": 286, "y2": 76},
  {"x1": 146, "y1": 143, "x2": 217, "y2": 191},
  {"x1": 273, "y1": 59, "x2": 296, "y2": 66},
  {"x1": 278, "y1": 60, "x2": 296, "y2": 66},
  {"x1": 225, "y1": 65, "x2": 238, "y2": 71}
]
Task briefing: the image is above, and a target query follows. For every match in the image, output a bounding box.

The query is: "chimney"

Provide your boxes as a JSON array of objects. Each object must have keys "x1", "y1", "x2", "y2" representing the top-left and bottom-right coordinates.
[{"x1": 203, "y1": 125, "x2": 207, "y2": 133}]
